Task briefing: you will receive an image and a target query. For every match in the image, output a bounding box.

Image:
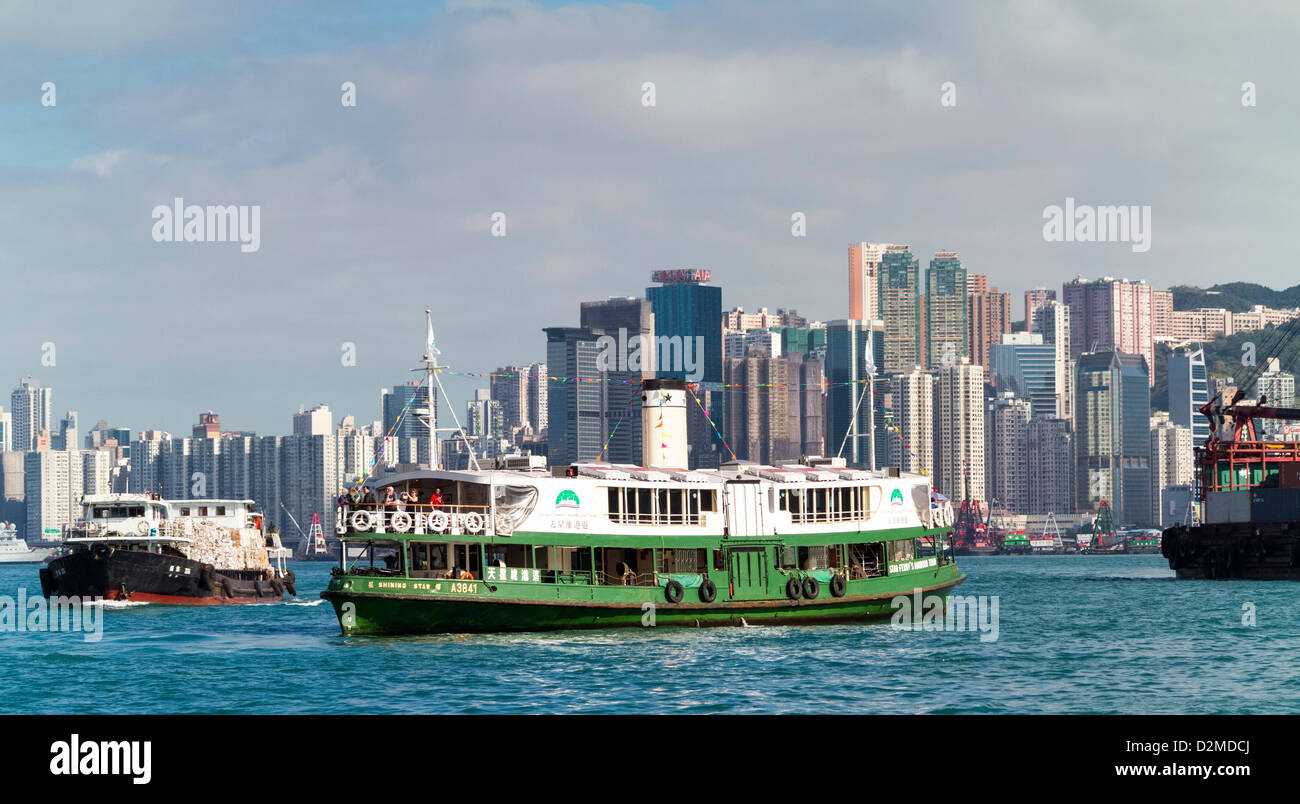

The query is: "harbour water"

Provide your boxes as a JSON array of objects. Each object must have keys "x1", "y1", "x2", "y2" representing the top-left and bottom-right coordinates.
[{"x1": 2, "y1": 556, "x2": 1296, "y2": 714}]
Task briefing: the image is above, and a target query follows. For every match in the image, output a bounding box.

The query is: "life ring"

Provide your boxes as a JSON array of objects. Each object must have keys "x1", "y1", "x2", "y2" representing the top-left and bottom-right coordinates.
[
  {"x1": 462, "y1": 512, "x2": 485, "y2": 534},
  {"x1": 457, "y1": 569, "x2": 473, "y2": 580},
  {"x1": 430, "y1": 512, "x2": 449, "y2": 532},
  {"x1": 785, "y1": 576, "x2": 803, "y2": 600},
  {"x1": 664, "y1": 579, "x2": 684, "y2": 604},
  {"x1": 829, "y1": 574, "x2": 847, "y2": 598},
  {"x1": 351, "y1": 510, "x2": 374, "y2": 532},
  {"x1": 390, "y1": 512, "x2": 412, "y2": 533},
  {"x1": 698, "y1": 578, "x2": 717, "y2": 603},
  {"x1": 802, "y1": 576, "x2": 820, "y2": 600},
  {"x1": 85, "y1": 521, "x2": 101, "y2": 535},
  {"x1": 136, "y1": 519, "x2": 151, "y2": 535}
]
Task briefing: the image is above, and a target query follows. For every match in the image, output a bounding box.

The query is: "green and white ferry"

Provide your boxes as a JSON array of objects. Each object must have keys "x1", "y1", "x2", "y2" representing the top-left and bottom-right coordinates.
[{"x1": 322, "y1": 371, "x2": 964, "y2": 634}]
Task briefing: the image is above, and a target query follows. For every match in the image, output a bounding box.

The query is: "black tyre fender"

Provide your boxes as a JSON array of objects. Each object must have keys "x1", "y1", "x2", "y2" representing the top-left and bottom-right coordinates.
[
  {"x1": 284, "y1": 571, "x2": 298, "y2": 597},
  {"x1": 829, "y1": 574, "x2": 847, "y2": 598},
  {"x1": 664, "y1": 579, "x2": 684, "y2": 604},
  {"x1": 219, "y1": 577, "x2": 235, "y2": 598},
  {"x1": 698, "y1": 578, "x2": 717, "y2": 603},
  {"x1": 785, "y1": 576, "x2": 802, "y2": 600},
  {"x1": 1160, "y1": 530, "x2": 1177, "y2": 560},
  {"x1": 802, "y1": 576, "x2": 820, "y2": 600}
]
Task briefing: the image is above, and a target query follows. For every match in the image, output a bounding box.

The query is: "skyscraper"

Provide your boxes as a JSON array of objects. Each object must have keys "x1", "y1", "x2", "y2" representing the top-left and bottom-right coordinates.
[
  {"x1": 53, "y1": 411, "x2": 78, "y2": 452},
  {"x1": 1024, "y1": 288, "x2": 1057, "y2": 331},
  {"x1": 1062, "y1": 276, "x2": 1155, "y2": 385},
  {"x1": 544, "y1": 326, "x2": 604, "y2": 467},
  {"x1": 0, "y1": 406, "x2": 11, "y2": 453},
  {"x1": 1168, "y1": 347, "x2": 1210, "y2": 447},
  {"x1": 825, "y1": 320, "x2": 879, "y2": 468},
  {"x1": 1256, "y1": 357, "x2": 1296, "y2": 438},
  {"x1": 925, "y1": 252, "x2": 967, "y2": 369},
  {"x1": 1025, "y1": 417, "x2": 1073, "y2": 515},
  {"x1": 968, "y1": 282, "x2": 1012, "y2": 372},
  {"x1": 724, "y1": 354, "x2": 795, "y2": 465},
  {"x1": 890, "y1": 368, "x2": 934, "y2": 477},
  {"x1": 10, "y1": 378, "x2": 52, "y2": 452},
  {"x1": 849, "y1": 242, "x2": 897, "y2": 322},
  {"x1": 580, "y1": 297, "x2": 655, "y2": 464},
  {"x1": 1150, "y1": 413, "x2": 1194, "y2": 526},
  {"x1": 985, "y1": 393, "x2": 1031, "y2": 514},
  {"x1": 877, "y1": 245, "x2": 921, "y2": 373},
  {"x1": 933, "y1": 358, "x2": 985, "y2": 505},
  {"x1": 1034, "y1": 300, "x2": 1073, "y2": 423},
  {"x1": 382, "y1": 381, "x2": 435, "y2": 468},
  {"x1": 990, "y1": 333, "x2": 1062, "y2": 418},
  {"x1": 1075, "y1": 350, "x2": 1151, "y2": 524}
]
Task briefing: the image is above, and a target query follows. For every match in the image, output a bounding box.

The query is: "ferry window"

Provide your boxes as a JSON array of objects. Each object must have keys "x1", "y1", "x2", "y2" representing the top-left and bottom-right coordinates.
[
  {"x1": 798, "y1": 546, "x2": 829, "y2": 570},
  {"x1": 700, "y1": 489, "x2": 716, "y2": 512},
  {"x1": 216, "y1": 506, "x2": 226, "y2": 516},
  {"x1": 657, "y1": 489, "x2": 669, "y2": 522},
  {"x1": 848, "y1": 543, "x2": 884, "y2": 579},
  {"x1": 667, "y1": 490, "x2": 683, "y2": 524},
  {"x1": 198, "y1": 507, "x2": 209, "y2": 516},
  {"x1": 636, "y1": 489, "x2": 652, "y2": 523},
  {"x1": 180, "y1": 507, "x2": 191, "y2": 516},
  {"x1": 688, "y1": 490, "x2": 700, "y2": 520},
  {"x1": 813, "y1": 489, "x2": 828, "y2": 521},
  {"x1": 777, "y1": 491, "x2": 788, "y2": 511},
  {"x1": 94, "y1": 508, "x2": 107, "y2": 517},
  {"x1": 788, "y1": 490, "x2": 803, "y2": 518},
  {"x1": 776, "y1": 545, "x2": 797, "y2": 569},
  {"x1": 607, "y1": 488, "x2": 621, "y2": 522},
  {"x1": 713, "y1": 549, "x2": 724, "y2": 571},
  {"x1": 888, "y1": 539, "x2": 915, "y2": 564}
]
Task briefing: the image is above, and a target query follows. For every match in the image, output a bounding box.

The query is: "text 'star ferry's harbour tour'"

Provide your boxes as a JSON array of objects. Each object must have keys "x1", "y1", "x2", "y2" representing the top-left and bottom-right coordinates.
[{"x1": 323, "y1": 367, "x2": 965, "y2": 634}]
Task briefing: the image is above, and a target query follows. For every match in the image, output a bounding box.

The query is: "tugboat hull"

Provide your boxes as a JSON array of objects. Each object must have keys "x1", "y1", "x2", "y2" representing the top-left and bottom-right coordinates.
[
  {"x1": 1162, "y1": 523, "x2": 1300, "y2": 581},
  {"x1": 43, "y1": 546, "x2": 296, "y2": 604}
]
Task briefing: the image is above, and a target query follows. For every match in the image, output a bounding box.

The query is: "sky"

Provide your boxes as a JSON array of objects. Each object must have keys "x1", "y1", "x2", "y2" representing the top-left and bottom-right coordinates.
[{"x1": 1, "y1": 0, "x2": 1297, "y2": 437}]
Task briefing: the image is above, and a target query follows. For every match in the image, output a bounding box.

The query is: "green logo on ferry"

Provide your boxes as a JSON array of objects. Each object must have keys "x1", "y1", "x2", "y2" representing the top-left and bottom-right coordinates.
[
  {"x1": 889, "y1": 488, "x2": 904, "y2": 506},
  {"x1": 556, "y1": 489, "x2": 580, "y2": 509}
]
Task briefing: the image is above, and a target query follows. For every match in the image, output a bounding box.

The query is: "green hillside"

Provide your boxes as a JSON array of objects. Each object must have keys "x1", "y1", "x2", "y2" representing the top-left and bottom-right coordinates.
[
  {"x1": 1170, "y1": 283, "x2": 1300, "y2": 313},
  {"x1": 1153, "y1": 323, "x2": 1300, "y2": 411}
]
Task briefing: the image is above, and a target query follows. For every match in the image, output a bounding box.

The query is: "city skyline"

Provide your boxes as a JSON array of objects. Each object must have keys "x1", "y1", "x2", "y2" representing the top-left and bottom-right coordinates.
[{"x1": 4, "y1": 1, "x2": 1298, "y2": 434}]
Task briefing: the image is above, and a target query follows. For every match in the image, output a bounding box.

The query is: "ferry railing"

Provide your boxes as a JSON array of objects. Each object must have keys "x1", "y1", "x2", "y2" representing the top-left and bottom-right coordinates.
[{"x1": 338, "y1": 503, "x2": 493, "y2": 537}]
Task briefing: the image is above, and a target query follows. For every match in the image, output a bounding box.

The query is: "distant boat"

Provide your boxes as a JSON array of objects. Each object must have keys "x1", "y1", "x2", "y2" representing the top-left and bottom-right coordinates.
[{"x1": 0, "y1": 523, "x2": 55, "y2": 564}]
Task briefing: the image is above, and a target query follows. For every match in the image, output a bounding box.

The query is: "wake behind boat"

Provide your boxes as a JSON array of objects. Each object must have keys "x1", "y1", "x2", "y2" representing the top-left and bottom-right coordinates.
[{"x1": 41, "y1": 494, "x2": 296, "y2": 604}]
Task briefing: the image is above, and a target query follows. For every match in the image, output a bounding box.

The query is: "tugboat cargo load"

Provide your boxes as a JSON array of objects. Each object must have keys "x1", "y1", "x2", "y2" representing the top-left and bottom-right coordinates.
[{"x1": 42, "y1": 494, "x2": 295, "y2": 604}]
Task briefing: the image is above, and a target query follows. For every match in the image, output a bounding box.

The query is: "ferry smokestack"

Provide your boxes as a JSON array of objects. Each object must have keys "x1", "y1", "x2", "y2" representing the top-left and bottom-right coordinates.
[{"x1": 641, "y1": 378, "x2": 689, "y2": 469}]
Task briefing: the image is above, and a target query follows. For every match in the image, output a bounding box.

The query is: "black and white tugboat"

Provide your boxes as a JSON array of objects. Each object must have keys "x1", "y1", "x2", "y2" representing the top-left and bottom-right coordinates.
[{"x1": 41, "y1": 494, "x2": 296, "y2": 604}]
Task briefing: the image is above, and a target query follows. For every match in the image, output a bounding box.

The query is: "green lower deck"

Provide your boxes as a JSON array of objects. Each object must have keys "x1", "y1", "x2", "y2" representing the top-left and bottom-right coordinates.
[{"x1": 322, "y1": 563, "x2": 966, "y2": 634}]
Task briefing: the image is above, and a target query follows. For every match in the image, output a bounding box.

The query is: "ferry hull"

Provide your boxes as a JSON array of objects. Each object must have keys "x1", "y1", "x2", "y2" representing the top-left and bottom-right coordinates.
[
  {"x1": 43, "y1": 548, "x2": 295, "y2": 604},
  {"x1": 1162, "y1": 523, "x2": 1300, "y2": 580},
  {"x1": 322, "y1": 570, "x2": 966, "y2": 635}
]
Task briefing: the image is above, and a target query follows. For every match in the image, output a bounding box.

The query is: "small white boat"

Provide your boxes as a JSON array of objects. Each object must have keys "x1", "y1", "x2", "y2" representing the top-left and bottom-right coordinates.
[{"x1": 0, "y1": 522, "x2": 55, "y2": 564}]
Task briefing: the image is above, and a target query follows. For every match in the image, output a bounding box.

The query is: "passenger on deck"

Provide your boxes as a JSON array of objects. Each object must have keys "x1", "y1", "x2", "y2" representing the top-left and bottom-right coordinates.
[
  {"x1": 431, "y1": 488, "x2": 445, "y2": 509},
  {"x1": 383, "y1": 486, "x2": 397, "y2": 508}
]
